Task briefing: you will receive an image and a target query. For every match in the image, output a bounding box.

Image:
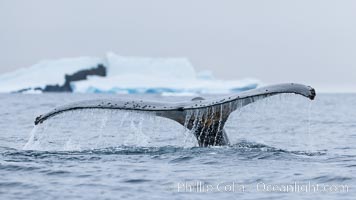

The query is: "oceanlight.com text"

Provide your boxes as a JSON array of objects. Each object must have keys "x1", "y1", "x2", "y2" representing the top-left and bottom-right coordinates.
[{"x1": 176, "y1": 181, "x2": 349, "y2": 193}]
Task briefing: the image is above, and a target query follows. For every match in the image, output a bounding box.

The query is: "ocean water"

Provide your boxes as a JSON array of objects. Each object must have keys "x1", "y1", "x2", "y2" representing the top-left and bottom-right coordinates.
[{"x1": 0, "y1": 93, "x2": 355, "y2": 199}]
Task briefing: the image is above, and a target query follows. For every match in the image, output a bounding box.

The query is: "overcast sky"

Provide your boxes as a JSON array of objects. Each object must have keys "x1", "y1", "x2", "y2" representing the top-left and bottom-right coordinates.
[{"x1": 0, "y1": 0, "x2": 355, "y2": 92}]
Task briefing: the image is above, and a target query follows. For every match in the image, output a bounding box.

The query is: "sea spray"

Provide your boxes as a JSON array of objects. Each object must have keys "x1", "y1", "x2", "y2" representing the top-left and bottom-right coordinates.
[
  {"x1": 182, "y1": 110, "x2": 197, "y2": 147},
  {"x1": 306, "y1": 101, "x2": 314, "y2": 152},
  {"x1": 23, "y1": 109, "x2": 192, "y2": 151}
]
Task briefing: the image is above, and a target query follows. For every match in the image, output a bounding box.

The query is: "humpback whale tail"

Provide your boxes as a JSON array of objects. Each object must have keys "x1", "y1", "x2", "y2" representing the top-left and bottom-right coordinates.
[{"x1": 34, "y1": 83, "x2": 316, "y2": 147}]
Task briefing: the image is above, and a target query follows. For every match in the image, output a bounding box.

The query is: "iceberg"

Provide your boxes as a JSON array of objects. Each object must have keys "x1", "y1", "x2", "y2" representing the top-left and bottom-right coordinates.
[
  {"x1": 0, "y1": 57, "x2": 102, "y2": 93},
  {"x1": 0, "y1": 52, "x2": 261, "y2": 94},
  {"x1": 105, "y1": 52, "x2": 196, "y2": 80}
]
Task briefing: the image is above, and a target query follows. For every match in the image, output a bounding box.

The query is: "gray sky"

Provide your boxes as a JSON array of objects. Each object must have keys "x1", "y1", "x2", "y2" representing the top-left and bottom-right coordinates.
[{"x1": 1, "y1": 0, "x2": 355, "y2": 92}]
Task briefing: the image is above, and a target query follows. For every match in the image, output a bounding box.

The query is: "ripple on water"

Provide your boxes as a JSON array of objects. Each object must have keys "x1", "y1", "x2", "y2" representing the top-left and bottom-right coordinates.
[
  {"x1": 0, "y1": 164, "x2": 41, "y2": 172},
  {"x1": 123, "y1": 179, "x2": 152, "y2": 184},
  {"x1": 1, "y1": 141, "x2": 327, "y2": 164},
  {"x1": 309, "y1": 175, "x2": 352, "y2": 183},
  {"x1": 169, "y1": 156, "x2": 194, "y2": 163}
]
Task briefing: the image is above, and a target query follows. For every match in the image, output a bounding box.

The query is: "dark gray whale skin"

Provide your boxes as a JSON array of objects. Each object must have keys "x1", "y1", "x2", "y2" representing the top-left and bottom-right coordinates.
[{"x1": 34, "y1": 83, "x2": 316, "y2": 147}]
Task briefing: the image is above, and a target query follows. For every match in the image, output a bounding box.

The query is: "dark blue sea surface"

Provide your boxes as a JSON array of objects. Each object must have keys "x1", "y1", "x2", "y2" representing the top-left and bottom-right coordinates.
[{"x1": 0, "y1": 93, "x2": 355, "y2": 199}]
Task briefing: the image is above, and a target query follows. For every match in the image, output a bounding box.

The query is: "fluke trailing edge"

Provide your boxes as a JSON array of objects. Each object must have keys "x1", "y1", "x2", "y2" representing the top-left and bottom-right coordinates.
[{"x1": 34, "y1": 83, "x2": 316, "y2": 147}]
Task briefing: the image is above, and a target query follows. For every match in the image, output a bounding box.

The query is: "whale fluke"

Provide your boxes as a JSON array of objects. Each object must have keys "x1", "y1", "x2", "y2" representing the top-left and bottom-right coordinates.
[{"x1": 34, "y1": 83, "x2": 316, "y2": 147}]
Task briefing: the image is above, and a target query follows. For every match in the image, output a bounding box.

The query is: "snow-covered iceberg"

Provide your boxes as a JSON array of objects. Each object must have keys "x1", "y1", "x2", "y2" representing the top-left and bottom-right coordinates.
[{"x1": 0, "y1": 52, "x2": 261, "y2": 94}]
